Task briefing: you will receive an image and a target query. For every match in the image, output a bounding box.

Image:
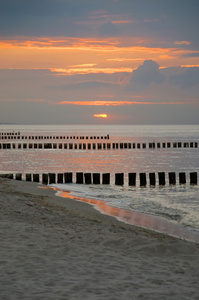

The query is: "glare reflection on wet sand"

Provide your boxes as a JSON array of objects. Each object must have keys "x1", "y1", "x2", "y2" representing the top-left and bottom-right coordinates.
[{"x1": 46, "y1": 186, "x2": 199, "y2": 243}]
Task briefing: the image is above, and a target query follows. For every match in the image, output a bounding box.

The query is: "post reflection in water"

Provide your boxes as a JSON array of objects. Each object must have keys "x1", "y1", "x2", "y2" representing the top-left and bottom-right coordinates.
[{"x1": 47, "y1": 187, "x2": 199, "y2": 243}]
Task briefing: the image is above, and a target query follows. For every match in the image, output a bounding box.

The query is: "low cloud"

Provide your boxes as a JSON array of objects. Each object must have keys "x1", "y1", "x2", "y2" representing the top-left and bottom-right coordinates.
[
  {"x1": 169, "y1": 67, "x2": 199, "y2": 89},
  {"x1": 129, "y1": 60, "x2": 165, "y2": 90}
]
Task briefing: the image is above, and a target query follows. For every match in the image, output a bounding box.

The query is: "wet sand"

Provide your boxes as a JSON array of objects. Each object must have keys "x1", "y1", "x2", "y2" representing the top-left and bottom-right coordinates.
[{"x1": 0, "y1": 177, "x2": 199, "y2": 300}]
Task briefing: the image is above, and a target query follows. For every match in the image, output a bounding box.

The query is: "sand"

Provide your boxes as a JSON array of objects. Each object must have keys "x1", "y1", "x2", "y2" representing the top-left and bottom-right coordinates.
[{"x1": 0, "y1": 178, "x2": 199, "y2": 300}]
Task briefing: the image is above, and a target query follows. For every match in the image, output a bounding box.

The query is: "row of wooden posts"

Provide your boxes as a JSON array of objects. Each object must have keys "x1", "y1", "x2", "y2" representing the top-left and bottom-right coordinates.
[
  {"x1": 0, "y1": 141, "x2": 198, "y2": 150},
  {"x1": 0, "y1": 134, "x2": 109, "y2": 140},
  {"x1": 1, "y1": 172, "x2": 197, "y2": 186}
]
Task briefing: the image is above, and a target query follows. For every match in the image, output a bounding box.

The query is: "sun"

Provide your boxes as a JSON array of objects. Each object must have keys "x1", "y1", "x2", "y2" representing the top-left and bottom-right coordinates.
[{"x1": 94, "y1": 114, "x2": 108, "y2": 118}]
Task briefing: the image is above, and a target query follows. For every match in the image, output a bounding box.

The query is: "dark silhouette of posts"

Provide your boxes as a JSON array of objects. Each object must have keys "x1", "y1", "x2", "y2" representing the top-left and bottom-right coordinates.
[
  {"x1": 169, "y1": 172, "x2": 176, "y2": 185},
  {"x1": 190, "y1": 172, "x2": 197, "y2": 185},
  {"x1": 16, "y1": 173, "x2": 22, "y2": 180},
  {"x1": 49, "y1": 173, "x2": 56, "y2": 184},
  {"x1": 26, "y1": 174, "x2": 32, "y2": 181},
  {"x1": 57, "y1": 173, "x2": 63, "y2": 183},
  {"x1": 64, "y1": 172, "x2": 73, "y2": 183},
  {"x1": 149, "y1": 173, "x2": 156, "y2": 186},
  {"x1": 115, "y1": 173, "x2": 124, "y2": 185},
  {"x1": 102, "y1": 173, "x2": 110, "y2": 184},
  {"x1": 76, "y1": 172, "x2": 83, "y2": 184},
  {"x1": 42, "y1": 174, "x2": 48, "y2": 185},
  {"x1": 128, "y1": 173, "x2": 136, "y2": 186},
  {"x1": 33, "y1": 174, "x2": 39, "y2": 182},
  {"x1": 140, "y1": 173, "x2": 147, "y2": 186},
  {"x1": 93, "y1": 173, "x2": 100, "y2": 184},
  {"x1": 84, "y1": 173, "x2": 92, "y2": 184},
  {"x1": 179, "y1": 172, "x2": 186, "y2": 184},
  {"x1": 158, "y1": 172, "x2": 166, "y2": 186}
]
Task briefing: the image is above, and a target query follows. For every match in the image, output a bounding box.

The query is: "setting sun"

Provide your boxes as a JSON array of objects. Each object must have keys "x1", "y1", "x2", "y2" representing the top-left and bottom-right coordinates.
[{"x1": 94, "y1": 114, "x2": 108, "y2": 118}]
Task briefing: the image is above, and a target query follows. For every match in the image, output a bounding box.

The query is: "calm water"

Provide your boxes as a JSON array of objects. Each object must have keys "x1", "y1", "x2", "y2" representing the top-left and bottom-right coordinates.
[{"x1": 0, "y1": 124, "x2": 199, "y2": 241}]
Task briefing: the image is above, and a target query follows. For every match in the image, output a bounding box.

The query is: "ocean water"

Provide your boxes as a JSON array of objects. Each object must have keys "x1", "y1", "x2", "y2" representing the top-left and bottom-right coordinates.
[{"x1": 0, "y1": 124, "x2": 199, "y2": 241}]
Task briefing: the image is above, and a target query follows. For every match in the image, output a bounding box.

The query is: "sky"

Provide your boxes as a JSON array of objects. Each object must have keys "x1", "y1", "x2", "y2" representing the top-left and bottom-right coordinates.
[{"x1": 0, "y1": 0, "x2": 199, "y2": 125}]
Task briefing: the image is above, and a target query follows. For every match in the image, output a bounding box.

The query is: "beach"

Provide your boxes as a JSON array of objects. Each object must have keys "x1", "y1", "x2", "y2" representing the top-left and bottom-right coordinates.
[{"x1": 0, "y1": 177, "x2": 199, "y2": 300}]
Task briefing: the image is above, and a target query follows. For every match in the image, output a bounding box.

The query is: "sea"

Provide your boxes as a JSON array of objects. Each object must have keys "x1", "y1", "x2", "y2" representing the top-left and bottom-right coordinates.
[{"x1": 0, "y1": 124, "x2": 199, "y2": 242}]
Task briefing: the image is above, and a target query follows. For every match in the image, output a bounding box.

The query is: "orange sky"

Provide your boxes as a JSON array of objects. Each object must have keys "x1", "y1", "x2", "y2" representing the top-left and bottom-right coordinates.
[{"x1": 1, "y1": 37, "x2": 199, "y2": 72}]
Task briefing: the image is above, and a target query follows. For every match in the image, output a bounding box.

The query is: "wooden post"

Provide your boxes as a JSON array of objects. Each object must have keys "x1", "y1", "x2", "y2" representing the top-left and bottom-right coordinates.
[
  {"x1": 93, "y1": 173, "x2": 100, "y2": 184},
  {"x1": 158, "y1": 172, "x2": 166, "y2": 185},
  {"x1": 16, "y1": 173, "x2": 22, "y2": 180},
  {"x1": 140, "y1": 173, "x2": 146, "y2": 186},
  {"x1": 64, "y1": 172, "x2": 73, "y2": 183},
  {"x1": 102, "y1": 173, "x2": 110, "y2": 184},
  {"x1": 179, "y1": 172, "x2": 186, "y2": 184},
  {"x1": 178, "y1": 142, "x2": 182, "y2": 148},
  {"x1": 26, "y1": 174, "x2": 32, "y2": 181},
  {"x1": 169, "y1": 172, "x2": 176, "y2": 185},
  {"x1": 49, "y1": 173, "x2": 56, "y2": 184},
  {"x1": 149, "y1": 173, "x2": 156, "y2": 186},
  {"x1": 57, "y1": 173, "x2": 63, "y2": 183},
  {"x1": 33, "y1": 174, "x2": 40, "y2": 182},
  {"x1": 84, "y1": 173, "x2": 92, "y2": 184},
  {"x1": 167, "y1": 143, "x2": 171, "y2": 148},
  {"x1": 115, "y1": 173, "x2": 124, "y2": 185},
  {"x1": 128, "y1": 173, "x2": 136, "y2": 186},
  {"x1": 76, "y1": 172, "x2": 83, "y2": 184},
  {"x1": 42, "y1": 174, "x2": 48, "y2": 185},
  {"x1": 190, "y1": 172, "x2": 197, "y2": 185}
]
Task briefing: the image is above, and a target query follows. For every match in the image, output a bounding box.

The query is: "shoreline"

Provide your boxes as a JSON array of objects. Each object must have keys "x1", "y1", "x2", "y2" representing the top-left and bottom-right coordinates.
[
  {"x1": 51, "y1": 187, "x2": 199, "y2": 243},
  {"x1": 1, "y1": 178, "x2": 199, "y2": 299}
]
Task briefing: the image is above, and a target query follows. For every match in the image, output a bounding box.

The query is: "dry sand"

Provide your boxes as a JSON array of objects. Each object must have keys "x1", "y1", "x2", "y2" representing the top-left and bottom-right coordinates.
[{"x1": 0, "y1": 177, "x2": 199, "y2": 300}]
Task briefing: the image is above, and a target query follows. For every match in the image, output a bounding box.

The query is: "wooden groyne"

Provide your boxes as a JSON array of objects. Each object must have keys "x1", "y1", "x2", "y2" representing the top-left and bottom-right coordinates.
[
  {"x1": 0, "y1": 172, "x2": 197, "y2": 186},
  {"x1": 0, "y1": 133, "x2": 109, "y2": 140},
  {"x1": 0, "y1": 141, "x2": 198, "y2": 151}
]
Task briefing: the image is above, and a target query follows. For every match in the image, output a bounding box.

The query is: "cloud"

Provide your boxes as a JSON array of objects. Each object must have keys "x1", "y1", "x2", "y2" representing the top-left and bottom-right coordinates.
[
  {"x1": 169, "y1": 67, "x2": 199, "y2": 88},
  {"x1": 129, "y1": 60, "x2": 165, "y2": 89}
]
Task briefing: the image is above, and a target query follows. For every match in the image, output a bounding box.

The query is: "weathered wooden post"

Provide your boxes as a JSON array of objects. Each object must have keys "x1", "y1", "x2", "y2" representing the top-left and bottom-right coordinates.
[
  {"x1": 115, "y1": 173, "x2": 124, "y2": 185},
  {"x1": 102, "y1": 173, "x2": 110, "y2": 184},
  {"x1": 26, "y1": 174, "x2": 32, "y2": 181},
  {"x1": 93, "y1": 173, "x2": 100, "y2": 184},
  {"x1": 49, "y1": 173, "x2": 56, "y2": 184},
  {"x1": 76, "y1": 172, "x2": 83, "y2": 184},
  {"x1": 42, "y1": 174, "x2": 48, "y2": 185},
  {"x1": 33, "y1": 174, "x2": 40, "y2": 182},
  {"x1": 179, "y1": 172, "x2": 186, "y2": 184},
  {"x1": 57, "y1": 173, "x2": 63, "y2": 184},
  {"x1": 158, "y1": 172, "x2": 166, "y2": 185},
  {"x1": 64, "y1": 172, "x2": 73, "y2": 183},
  {"x1": 16, "y1": 173, "x2": 22, "y2": 180},
  {"x1": 169, "y1": 172, "x2": 176, "y2": 185},
  {"x1": 142, "y1": 143, "x2": 146, "y2": 149},
  {"x1": 140, "y1": 173, "x2": 147, "y2": 186},
  {"x1": 84, "y1": 173, "x2": 92, "y2": 184},
  {"x1": 149, "y1": 173, "x2": 156, "y2": 186},
  {"x1": 190, "y1": 172, "x2": 197, "y2": 185},
  {"x1": 128, "y1": 173, "x2": 136, "y2": 186}
]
